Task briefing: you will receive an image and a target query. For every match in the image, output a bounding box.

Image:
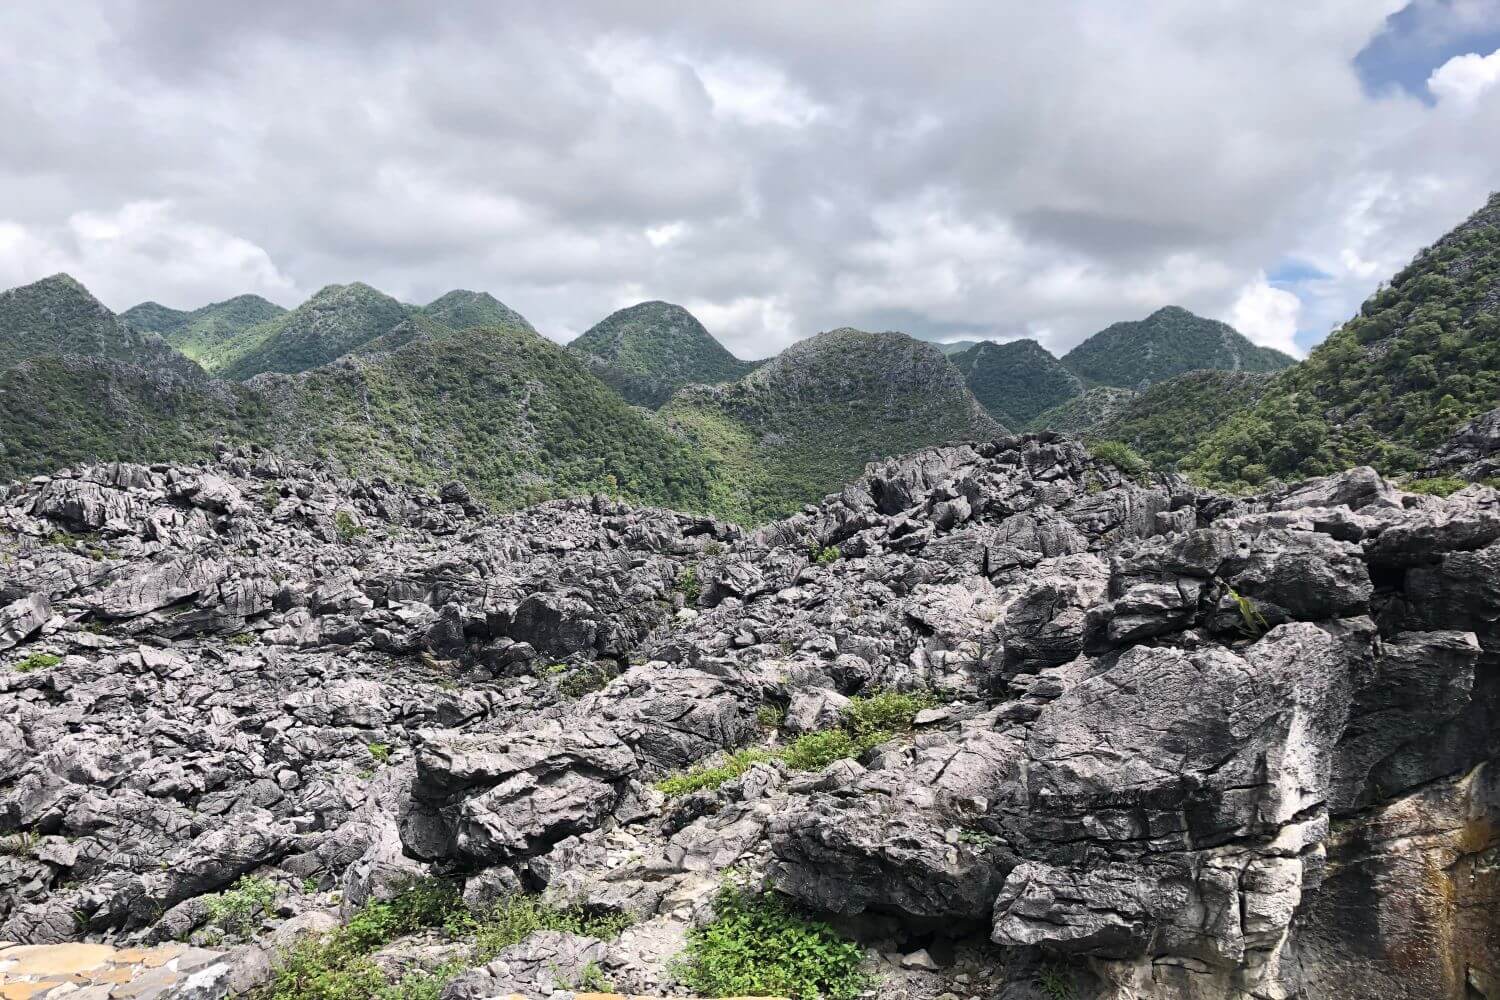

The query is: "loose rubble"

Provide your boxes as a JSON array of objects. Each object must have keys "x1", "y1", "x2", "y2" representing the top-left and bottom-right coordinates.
[{"x1": 1, "y1": 435, "x2": 1496, "y2": 999}]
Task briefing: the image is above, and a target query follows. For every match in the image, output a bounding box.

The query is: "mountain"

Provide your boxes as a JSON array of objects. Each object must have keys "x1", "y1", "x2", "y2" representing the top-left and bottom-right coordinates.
[
  {"x1": 0, "y1": 355, "x2": 269, "y2": 481},
  {"x1": 218, "y1": 282, "x2": 413, "y2": 380},
  {"x1": 1185, "y1": 191, "x2": 1500, "y2": 490},
  {"x1": 568, "y1": 301, "x2": 757, "y2": 407},
  {"x1": 254, "y1": 324, "x2": 709, "y2": 509},
  {"x1": 661, "y1": 328, "x2": 1001, "y2": 522},
  {"x1": 0, "y1": 274, "x2": 200, "y2": 377},
  {"x1": 121, "y1": 294, "x2": 287, "y2": 373},
  {"x1": 1062, "y1": 306, "x2": 1295, "y2": 389},
  {"x1": 1028, "y1": 385, "x2": 1136, "y2": 434},
  {"x1": 420, "y1": 289, "x2": 535, "y2": 333},
  {"x1": 950, "y1": 338, "x2": 1082, "y2": 427},
  {"x1": 1087, "y1": 370, "x2": 1276, "y2": 469}
]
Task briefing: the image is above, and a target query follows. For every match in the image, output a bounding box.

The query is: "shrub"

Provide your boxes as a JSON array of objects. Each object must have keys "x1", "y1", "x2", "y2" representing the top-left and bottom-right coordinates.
[
  {"x1": 227, "y1": 632, "x2": 256, "y2": 647},
  {"x1": 557, "y1": 662, "x2": 617, "y2": 699},
  {"x1": 333, "y1": 511, "x2": 366, "y2": 542},
  {"x1": 840, "y1": 690, "x2": 936, "y2": 743},
  {"x1": 673, "y1": 887, "x2": 867, "y2": 1000},
  {"x1": 657, "y1": 748, "x2": 779, "y2": 798},
  {"x1": 677, "y1": 564, "x2": 702, "y2": 604},
  {"x1": 455, "y1": 895, "x2": 632, "y2": 962},
  {"x1": 367, "y1": 743, "x2": 391, "y2": 764},
  {"x1": 782, "y1": 729, "x2": 862, "y2": 771},
  {"x1": 13, "y1": 653, "x2": 60, "y2": 674},
  {"x1": 809, "y1": 544, "x2": 840, "y2": 565},
  {"x1": 205, "y1": 875, "x2": 279, "y2": 938},
  {"x1": 756, "y1": 704, "x2": 786, "y2": 730},
  {"x1": 1400, "y1": 475, "x2": 1471, "y2": 497},
  {"x1": 1088, "y1": 439, "x2": 1150, "y2": 476}
]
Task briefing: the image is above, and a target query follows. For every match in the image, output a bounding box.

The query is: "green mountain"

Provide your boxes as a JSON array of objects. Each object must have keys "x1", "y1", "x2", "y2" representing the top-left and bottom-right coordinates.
[
  {"x1": 1027, "y1": 386, "x2": 1136, "y2": 435},
  {"x1": 421, "y1": 289, "x2": 534, "y2": 333},
  {"x1": 122, "y1": 294, "x2": 287, "y2": 372},
  {"x1": 0, "y1": 274, "x2": 200, "y2": 377},
  {"x1": 218, "y1": 282, "x2": 413, "y2": 380},
  {"x1": 568, "y1": 301, "x2": 757, "y2": 407},
  {"x1": 1062, "y1": 306, "x2": 1295, "y2": 389},
  {"x1": 662, "y1": 328, "x2": 1001, "y2": 522},
  {"x1": 1087, "y1": 370, "x2": 1275, "y2": 470},
  {"x1": 0, "y1": 355, "x2": 269, "y2": 481},
  {"x1": 255, "y1": 325, "x2": 709, "y2": 509},
  {"x1": 1185, "y1": 192, "x2": 1500, "y2": 490},
  {"x1": 950, "y1": 338, "x2": 1082, "y2": 427}
]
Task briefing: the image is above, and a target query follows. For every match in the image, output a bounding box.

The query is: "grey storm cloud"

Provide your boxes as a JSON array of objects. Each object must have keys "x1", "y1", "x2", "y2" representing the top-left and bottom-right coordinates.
[{"x1": 2, "y1": 0, "x2": 1499, "y2": 359}]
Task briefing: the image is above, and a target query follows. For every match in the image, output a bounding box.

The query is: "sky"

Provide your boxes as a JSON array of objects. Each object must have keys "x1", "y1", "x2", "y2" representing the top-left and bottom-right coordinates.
[{"x1": 1, "y1": 1, "x2": 1498, "y2": 360}]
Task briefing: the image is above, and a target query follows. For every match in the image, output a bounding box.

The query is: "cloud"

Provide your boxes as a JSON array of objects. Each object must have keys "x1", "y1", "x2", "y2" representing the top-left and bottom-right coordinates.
[
  {"x1": 1227, "y1": 276, "x2": 1304, "y2": 358},
  {"x1": 1, "y1": 2, "x2": 1498, "y2": 360},
  {"x1": 0, "y1": 201, "x2": 297, "y2": 308},
  {"x1": 1428, "y1": 47, "x2": 1500, "y2": 103}
]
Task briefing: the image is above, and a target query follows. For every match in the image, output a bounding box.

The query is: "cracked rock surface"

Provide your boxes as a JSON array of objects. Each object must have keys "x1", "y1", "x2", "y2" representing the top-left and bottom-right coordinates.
[{"x1": 1, "y1": 435, "x2": 1497, "y2": 998}]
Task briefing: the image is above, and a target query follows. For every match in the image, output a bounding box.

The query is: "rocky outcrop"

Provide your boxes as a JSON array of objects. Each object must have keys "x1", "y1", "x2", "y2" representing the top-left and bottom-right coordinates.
[{"x1": 1, "y1": 438, "x2": 1496, "y2": 999}]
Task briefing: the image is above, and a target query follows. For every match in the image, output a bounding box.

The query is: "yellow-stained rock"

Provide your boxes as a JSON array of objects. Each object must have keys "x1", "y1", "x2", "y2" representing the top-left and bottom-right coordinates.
[{"x1": 0, "y1": 943, "x2": 116, "y2": 977}]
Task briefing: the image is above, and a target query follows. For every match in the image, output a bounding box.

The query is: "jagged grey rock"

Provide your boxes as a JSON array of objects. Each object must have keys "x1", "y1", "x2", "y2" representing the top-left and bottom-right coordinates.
[{"x1": 0, "y1": 437, "x2": 1496, "y2": 999}]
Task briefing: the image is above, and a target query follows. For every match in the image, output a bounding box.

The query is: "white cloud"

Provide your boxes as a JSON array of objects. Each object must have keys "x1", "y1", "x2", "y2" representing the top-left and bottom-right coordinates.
[
  {"x1": 1428, "y1": 47, "x2": 1500, "y2": 104},
  {"x1": 0, "y1": 2, "x2": 1497, "y2": 359},
  {"x1": 1227, "y1": 276, "x2": 1303, "y2": 358},
  {"x1": 0, "y1": 201, "x2": 297, "y2": 310}
]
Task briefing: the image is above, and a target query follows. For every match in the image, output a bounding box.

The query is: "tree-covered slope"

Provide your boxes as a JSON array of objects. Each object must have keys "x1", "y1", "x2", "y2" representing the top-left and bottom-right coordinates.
[
  {"x1": 421, "y1": 289, "x2": 535, "y2": 333},
  {"x1": 218, "y1": 282, "x2": 413, "y2": 380},
  {"x1": 568, "y1": 301, "x2": 757, "y2": 407},
  {"x1": 1062, "y1": 306, "x2": 1294, "y2": 389},
  {"x1": 661, "y1": 328, "x2": 1002, "y2": 522},
  {"x1": 257, "y1": 325, "x2": 711, "y2": 510},
  {"x1": 122, "y1": 294, "x2": 288, "y2": 373},
  {"x1": 1087, "y1": 370, "x2": 1275, "y2": 469},
  {"x1": 0, "y1": 356, "x2": 269, "y2": 480},
  {"x1": 0, "y1": 274, "x2": 200, "y2": 377},
  {"x1": 1184, "y1": 192, "x2": 1500, "y2": 490},
  {"x1": 1027, "y1": 386, "x2": 1136, "y2": 435},
  {"x1": 950, "y1": 338, "x2": 1082, "y2": 427}
]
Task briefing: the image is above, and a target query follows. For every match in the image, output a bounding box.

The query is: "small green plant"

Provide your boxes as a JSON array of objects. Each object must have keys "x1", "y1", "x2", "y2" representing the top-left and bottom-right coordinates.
[
  {"x1": 1036, "y1": 963, "x2": 1078, "y2": 1000},
  {"x1": 756, "y1": 704, "x2": 786, "y2": 730},
  {"x1": 227, "y1": 632, "x2": 256, "y2": 647},
  {"x1": 703, "y1": 540, "x2": 725, "y2": 556},
  {"x1": 840, "y1": 689, "x2": 936, "y2": 743},
  {"x1": 1088, "y1": 439, "x2": 1150, "y2": 477},
  {"x1": 334, "y1": 510, "x2": 366, "y2": 542},
  {"x1": 0, "y1": 831, "x2": 38, "y2": 856},
  {"x1": 262, "y1": 484, "x2": 282, "y2": 512},
  {"x1": 302, "y1": 877, "x2": 321, "y2": 894},
  {"x1": 539, "y1": 662, "x2": 570, "y2": 677},
  {"x1": 782, "y1": 729, "x2": 863, "y2": 771},
  {"x1": 1223, "y1": 583, "x2": 1269, "y2": 638},
  {"x1": 657, "y1": 748, "x2": 780, "y2": 798},
  {"x1": 557, "y1": 662, "x2": 617, "y2": 699},
  {"x1": 809, "y1": 544, "x2": 840, "y2": 565},
  {"x1": 367, "y1": 742, "x2": 392, "y2": 764},
  {"x1": 957, "y1": 827, "x2": 999, "y2": 847},
  {"x1": 1399, "y1": 475, "x2": 1470, "y2": 497},
  {"x1": 456, "y1": 895, "x2": 632, "y2": 962},
  {"x1": 205, "y1": 875, "x2": 279, "y2": 938},
  {"x1": 574, "y1": 960, "x2": 612, "y2": 993},
  {"x1": 677, "y1": 564, "x2": 702, "y2": 604},
  {"x1": 13, "y1": 653, "x2": 61, "y2": 674},
  {"x1": 672, "y1": 887, "x2": 867, "y2": 1000}
]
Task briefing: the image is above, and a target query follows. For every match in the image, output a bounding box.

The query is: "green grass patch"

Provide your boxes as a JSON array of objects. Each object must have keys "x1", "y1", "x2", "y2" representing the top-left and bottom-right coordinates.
[
  {"x1": 1087, "y1": 439, "x2": 1150, "y2": 477},
  {"x1": 672, "y1": 887, "x2": 867, "y2": 1000},
  {"x1": 657, "y1": 689, "x2": 937, "y2": 797},
  {"x1": 260, "y1": 880, "x2": 631, "y2": 1000},
  {"x1": 13, "y1": 653, "x2": 61, "y2": 674},
  {"x1": 204, "y1": 875, "x2": 278, "y2": 939},
  {"x1": 367, "y1": 743, "x2": 392, "y2": 764}
]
